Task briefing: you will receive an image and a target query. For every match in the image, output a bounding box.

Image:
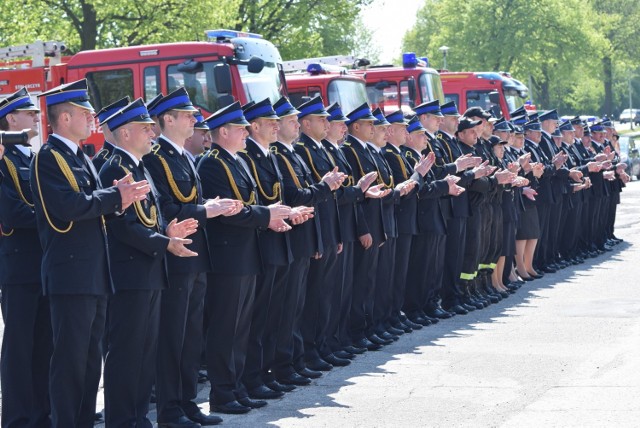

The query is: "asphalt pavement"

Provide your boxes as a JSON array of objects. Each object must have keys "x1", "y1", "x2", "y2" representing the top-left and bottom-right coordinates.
[{"x1": 2, "y1": 182, "x2": 640, "y2": 427}]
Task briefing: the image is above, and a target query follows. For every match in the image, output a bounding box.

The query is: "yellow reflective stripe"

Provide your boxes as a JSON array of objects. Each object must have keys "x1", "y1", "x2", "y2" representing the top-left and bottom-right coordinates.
[{"x1": 460, "y1": 272, "x2": 475, "y2": 280}]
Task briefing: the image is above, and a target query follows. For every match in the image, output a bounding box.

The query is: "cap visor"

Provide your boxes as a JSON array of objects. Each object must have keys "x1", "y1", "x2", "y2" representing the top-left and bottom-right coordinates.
[
  {"x1": 15, "y1": 106, "x2": 41, "y2": 113},
  {"x1": 173, "y1": 105, "x2": 199, "y2": 112},
  {"x1": 70, "y1": 101, "x2": 95, "y2": 112}
]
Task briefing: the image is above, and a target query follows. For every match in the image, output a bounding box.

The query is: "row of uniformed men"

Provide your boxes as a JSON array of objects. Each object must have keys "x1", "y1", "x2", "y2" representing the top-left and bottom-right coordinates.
[{"x1": 0, "y1": 79, "x2": 626, "y2": 428}]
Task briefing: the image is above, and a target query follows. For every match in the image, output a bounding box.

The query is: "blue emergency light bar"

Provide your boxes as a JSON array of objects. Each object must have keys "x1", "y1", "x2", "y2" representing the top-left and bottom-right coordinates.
[
  {"x1": 402, "y1": 52, "x2": 429, "y2": 68},
  {"x1": 205, "y1": 29, "x2": 263, "y2": 40}
]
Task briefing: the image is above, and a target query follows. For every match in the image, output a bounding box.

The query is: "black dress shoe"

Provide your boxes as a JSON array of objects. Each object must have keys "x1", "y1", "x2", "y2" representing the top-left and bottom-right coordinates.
[
  {"x1": 368, "y1": 333, "x2": 392, "y2": 345},
  {"x1": 408, "y1": 315, "x2": 431, "y2": 326},
  {"x1": 297, "y1": 367, "x2": 322, "y2": 378},
  {"x1": 447, "y1": 304, "x2": 468, "y2": 315},
  {"x1": 401, "y1": 319, "x2": 422, "y2": 330},
  {"x1": 394, "y1": 321, "x2": 413, "y2": 333},
  {"x1": 430, "y1": 307, "x2": 453, "y2": 319},
  {"x1": 158, "y1": 415, "x2": 203, "y2": 428},
  {"x1": 95, "y1": 411, "x2": 104, "y2": 422},
  {"x1": 266, "y1": 380, "x2": 296, "y2": 392},
  {"x1": 419, "y1": 312, "x2": 440, "y2": 324},
  {"x1": 354, "y1": 337, "x2": 382, "y2": 351},
  {"x1": 386, "y1": 325, "x2": 405, "y2": 335},
  {"x1": 237, "y1": 397, "x2": 267, "y2": 409},
  {"x1": 305, "y1": 358, "x2": 333, "y2": 371},
  {"x1": 278, "y1": 372, "x2": 311, "y2": 386},
  {"x1": 376, "y1": 330, "x2": 399, "y2": 342},
  {"x1": 461, "y1": 302, "x2": 476, "y2": 312},
  {"x1": 323, "y1": 353, "x2": 351, "y2": 366},
  {"x1": 211, "y1": 400, "x2": 251, "y2": 414},
  {"x1": 344, "y1": 345, "x2": 367, "y2": 354},
  {"x1": 187, "y1": 410, "x2": 223, "y2": 426},
  {"x1": 334, "y1": 350, "x2": 355, "y2": 359},
  {"x1": 248, "y1": 384, "x2": 284, "y2": 399},
  {"x1": 542, "y1": 266, "x2": 556, "y2": 274}
]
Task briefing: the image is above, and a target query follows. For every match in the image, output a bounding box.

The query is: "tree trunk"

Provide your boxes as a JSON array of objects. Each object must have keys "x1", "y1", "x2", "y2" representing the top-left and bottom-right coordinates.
[
  {"x1": 602, "y1": 55, "x2": 613, "y2": 117},
  {"x1": 79, "y1": 2, "x2": 98, "y2": 51}
]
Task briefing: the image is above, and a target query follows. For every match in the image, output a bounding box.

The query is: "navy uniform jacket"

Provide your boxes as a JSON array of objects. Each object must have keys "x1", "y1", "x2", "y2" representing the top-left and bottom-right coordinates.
[
  {"x1": 99, "y1": 149, "x2": 170, "y2": 291},
  {"x1": 271, "y1": 141, "x2": 329, "y2": 258},
  {"x1": 402, "y1": 146, "x2": 449, "y2": 235},
  {"x1": 197, "y1": 143, "x2": 271, "y2": 276},
  {"x1": 0, "y1": 146, "x2": 42, "y2": 285},
  {"x1": 238, "y1": 138, "x2": 292, "y2": 267},
  {"x1": 368, "y1": 144, "x2": 401, "y2": 239},
  {"x1": 30, "y1": 135, "x2": 121, "y2": 295},
  {"x1": 541, "y1": 132, "x2": 571, "y2": 200},
  {"x1": 342, "y1": 135, "x2": 385, "y2": 245},
  {"x1": 295, "y1": 133, "x2": 342, "y2": 248},
  {"x1": 322, "y1": 139, "x2": 366, "y2": 242},
  {"x1": 143, "y1": 137, "x2": 211, "y2": 274},
  {"x1": 425, "y1": 131, "x2": 455, "y2": 221},
  {"x1": 92, "y1": 140, "x2": 115, "y2": 171},
  {"x1": 383, "y1": 143, "x2": 421, "y2": 236},
  {"x1": 459, "y1": 141, "x2": 498, "y2": 214},
  {"x1": 436, "y1": 131, "x2": 475, "y2": 218},
  {"x1": 524, "y1": 139, "x2": 556, "y2": 204}
]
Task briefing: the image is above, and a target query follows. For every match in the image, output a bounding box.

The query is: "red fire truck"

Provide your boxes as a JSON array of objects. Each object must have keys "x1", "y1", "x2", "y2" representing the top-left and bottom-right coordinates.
[
  {"x1": 439, "y1": 71, "x2": 530, "y2": 119},
  {"x1": 0, "y1": 30, "x2": 286, "y2": 154},
  {"x1": 351, "y1": 53, "x2": 445, "y2": 115},
  {"x1": 281, "y1": 57, "x2": 369, "y2": 115}
]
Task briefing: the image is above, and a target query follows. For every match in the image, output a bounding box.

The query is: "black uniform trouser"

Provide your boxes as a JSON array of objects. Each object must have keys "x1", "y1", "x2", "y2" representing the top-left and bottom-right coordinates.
[
  {"x1": 579, "y1": 197, "x2": 593, "y2": 251},
  {"x1": 330, "y1": 242, "x2": 353, "y2": 351},
  {"x1": 104, "y1": 289, "x2": 160, "y2": 428},
  {"x1": 441, "y1": 217, "x2": 467, "y2": 308},
  {"x1": 273, "y1": 257, "x2": 309, "y2": 378},
  {"x1": 206, "y1": 274, "x2": 256, "y2": 405},
  {"x1": 350, "y1": 244, "x2": 380, "y2": 341},
  {"x1": 49, "y1": 294, "x2": 106, "y2": 428},
  {"x1": 487, "y1": 203, "x2": 503, "y2": 266},
  {"x1": 373, "y1": 237, "x2": 396, "y2": 331},
  {"x1": 156, "y1": 272, "x2": 206, "y2": 422},
  {"x1": 477, "y1": 202, "x2": 494, "y2": 270},
  {"x1": 302, "y1": 248, "x2": 339, "y2": 362},
  {"x1": 239, "y1": 264, "x2": 278, "y2": 393},
  {"x1": 535, "y1": 202, "x2": 551, "y2": 267},
  {"x1": 404, "y1": 233, "x2": 432, "y2": 316},
  {"x1": 261, "y1": 263, "x2": 291, "y2": 384},
  {"x1": 423, "y1": 234, "x2": 447, "y2": 308},
  {"x1": 607, "y1": 193, "x2": 619, "y2": 238},
  {"x1": 547, "y1": 199, "x2": 564, "y2": 262},
  {"x1": 390, "y1": 234, "x2": 413, "y2": 323},
  {"x1": 589, "y1": 195, "x2": 603, "y2": 248},
  {"x1": 461, "y1": 208, "x2": 482, "y2": 280},
  {"x1": 1, "y1": 283, "x2": 52, "y2": 428}
]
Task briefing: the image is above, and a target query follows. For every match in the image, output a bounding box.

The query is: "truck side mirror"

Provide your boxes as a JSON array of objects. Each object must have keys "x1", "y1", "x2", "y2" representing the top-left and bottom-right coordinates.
[
  {"x1": 489, "y1": 91, "x2": 500, "y2": 105},
  {"x1": 214, "y1": 64, "x2": 233, "y2": 94},
  {"x1": 177, "y1": 59, "x2": 203, "y2": 74},
  {"x1": 247, "y1": 56, "x2": 265, "y2": 74},
  {"x1": 407, "y1": 77, "x2": 416, "y2": 107}
]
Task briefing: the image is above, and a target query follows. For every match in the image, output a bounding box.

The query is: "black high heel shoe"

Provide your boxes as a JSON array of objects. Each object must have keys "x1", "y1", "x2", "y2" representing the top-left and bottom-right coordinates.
[{"x1": 515, "y1": 270, "x2": 533, "y2": 281}]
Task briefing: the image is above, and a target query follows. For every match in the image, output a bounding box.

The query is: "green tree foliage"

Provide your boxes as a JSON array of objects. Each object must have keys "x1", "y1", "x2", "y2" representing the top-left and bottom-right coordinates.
[
  {"x1": 403, "y1": 0, "x2": 640, "y2": 116},
  {"x1": 0, "y1": 0, "x2": 372, "y2": 61}
]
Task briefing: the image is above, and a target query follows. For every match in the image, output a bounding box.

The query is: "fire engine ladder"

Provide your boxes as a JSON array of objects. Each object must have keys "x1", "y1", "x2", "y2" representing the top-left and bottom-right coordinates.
[
  {"x1": 0, "y1": 40, "x2": 66, "y2": 67},
  {"x1": 282, "y1": 55, "x2": 361, "y2": 72}
]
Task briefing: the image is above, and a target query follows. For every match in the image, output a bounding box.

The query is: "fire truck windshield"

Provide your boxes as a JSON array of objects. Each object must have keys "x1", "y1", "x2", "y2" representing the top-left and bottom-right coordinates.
[
  {"x1": 238, "y1": 61, "x2": 283, "y2": 104},
  {"x1": 327, "y1": 78, "x2": 368, "y2": 116},
  {"x1": 419, "y1": 71, "x2": 445, "y2": 104}
]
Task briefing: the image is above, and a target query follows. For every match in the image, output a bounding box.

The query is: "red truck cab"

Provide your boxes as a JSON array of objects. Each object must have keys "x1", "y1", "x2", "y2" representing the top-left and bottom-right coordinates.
[{"x1": 439, "y1": 71, "x2": 529, "y2": 119}]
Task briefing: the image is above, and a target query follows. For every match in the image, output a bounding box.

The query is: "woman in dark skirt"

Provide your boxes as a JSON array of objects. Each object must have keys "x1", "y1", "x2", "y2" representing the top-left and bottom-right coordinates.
[
  {"x1": 511, "y1": 127, "x2": 544, "y2": 280},
  {"x1": 490, "y1": 134, "x2": 529, "y2": 293}
]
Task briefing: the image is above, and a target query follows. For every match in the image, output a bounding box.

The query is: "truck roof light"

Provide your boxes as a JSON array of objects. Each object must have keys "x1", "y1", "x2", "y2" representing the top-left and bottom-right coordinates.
[
  {"x1": 205, "y1": 29, "x2": 263, "y2": 41},
  {"x1": 403, "y1": 53, "x2": 418, "y2": 68},
  {"x1": 307, "y1": 63, "x2": 324, "y2": 75}
]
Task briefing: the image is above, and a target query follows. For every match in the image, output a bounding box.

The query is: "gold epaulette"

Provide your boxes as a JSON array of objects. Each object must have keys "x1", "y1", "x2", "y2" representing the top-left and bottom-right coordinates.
[
  {"x1": 343, "y1": 141, "x2": 352, "y2": 147},
  {"x1": 404, "y1": 150, "x2": 413, "y2": 158},
  {"x1": 150, "y1": 143, "x2": 161, "y2": 155},
  {"x1": 295, "y1": 141, "x2": 305, "y2": 146},
  {"x1": 208, "y1": 148, "x2": 220, "y2": 158},
  {"x1": 109, "y1": 153, "x2": 123, "y2": 167},
  {"x1": 118, "y1": 163, "x2": 158, "y2": 228},
  {"x1": 213, "y1": 154, "x2": 256, "y2": 205},
  {"x1": 94, "y1": 148, "x2": 109, "y2": 159},
  {"x1": 269, "y1": 145, "x2": 279, "y2": 155}
]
